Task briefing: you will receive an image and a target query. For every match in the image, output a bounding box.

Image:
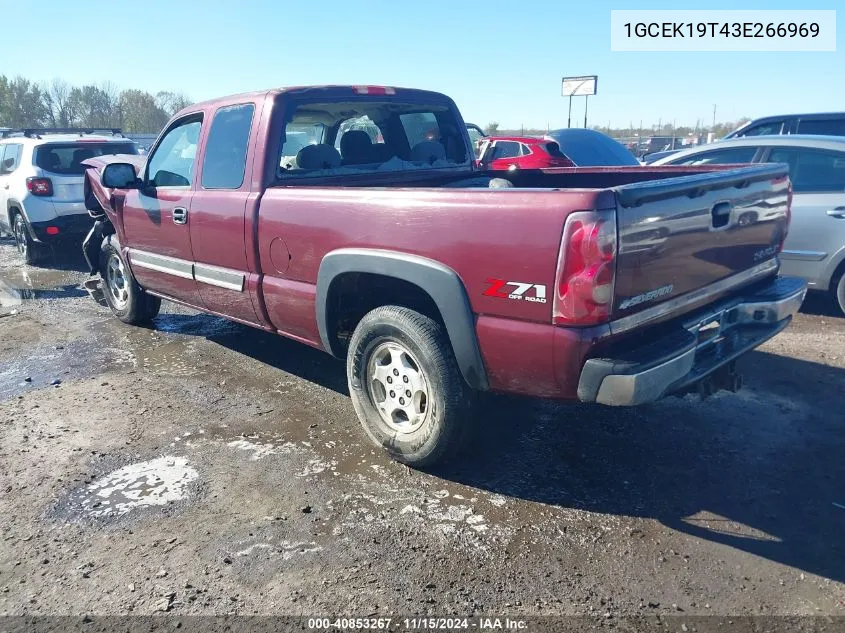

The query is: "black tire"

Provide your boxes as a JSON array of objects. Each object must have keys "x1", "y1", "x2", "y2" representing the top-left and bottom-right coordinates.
[
  {"x1": 13, "y1": 212, "x2": 42, "y2": 265},
  {"x1": 834, "y1": 272, "x2": 845, "y2": 316},
  {"x1": 99, "y1": 237, "x2": 161, "y2": 325},
  {"x1": 347, "y1": 305, "x2": 473, "y2": 467}
]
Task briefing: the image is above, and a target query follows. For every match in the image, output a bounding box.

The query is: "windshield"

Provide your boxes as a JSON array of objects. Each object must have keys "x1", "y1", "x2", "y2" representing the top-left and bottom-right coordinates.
[
  {"x1": 278, "y1": 99, "x2": 469, "y2": 177},
  {"x1": 35, "y1": 142, "x2": 138, "y2": 175}
]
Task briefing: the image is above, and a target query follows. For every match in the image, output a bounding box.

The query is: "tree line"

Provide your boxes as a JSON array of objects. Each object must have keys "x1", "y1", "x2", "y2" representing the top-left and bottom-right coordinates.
[{"x1": 0, "y1": 76, "x2": 192, "y2": 133}]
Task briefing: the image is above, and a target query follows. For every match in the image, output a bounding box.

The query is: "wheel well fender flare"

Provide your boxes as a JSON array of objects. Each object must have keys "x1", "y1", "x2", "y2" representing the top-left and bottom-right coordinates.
[
  {"x1": 6, "y1": 200, "x2": 39, "y2": 240},
  {"x1": 316, "y1": 248, "x2": 489, "y2": 391}
]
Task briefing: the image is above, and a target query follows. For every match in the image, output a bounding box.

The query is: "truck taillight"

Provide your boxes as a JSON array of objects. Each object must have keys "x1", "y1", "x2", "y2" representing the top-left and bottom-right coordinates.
[
  {"x1": 26, "y1": 177, "x2": 53, "y2": 196},
  {"x1": 552, "y1": 210, "x2": 617, "y2": 326}
]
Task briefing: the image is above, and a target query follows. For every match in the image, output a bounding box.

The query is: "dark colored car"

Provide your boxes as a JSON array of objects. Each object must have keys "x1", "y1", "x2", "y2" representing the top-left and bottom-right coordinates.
[
  {"x1": 545, "y1": 128, "x2": 640, "y2": 166},
  {"x1": 81, "y1": 84, "x2": 804, "y2": 467},
  {"x1": 725, "y1": 112, "x2": 845, "y2": 139}
]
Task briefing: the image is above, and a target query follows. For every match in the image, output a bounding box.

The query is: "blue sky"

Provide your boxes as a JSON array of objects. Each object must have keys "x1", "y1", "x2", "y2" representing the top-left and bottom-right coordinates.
[{"x1": 2, "y1": 0, "x2": 841, "y2": 129}]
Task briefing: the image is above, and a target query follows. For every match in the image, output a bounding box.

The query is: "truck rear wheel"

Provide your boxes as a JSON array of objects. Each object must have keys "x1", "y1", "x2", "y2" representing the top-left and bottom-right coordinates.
[
  {"x1": 100, "y1": 238, "x2": 161, "y2": 325},
  {"x1": 347, "y1": 306, "x2": 473, "y2": 468}
]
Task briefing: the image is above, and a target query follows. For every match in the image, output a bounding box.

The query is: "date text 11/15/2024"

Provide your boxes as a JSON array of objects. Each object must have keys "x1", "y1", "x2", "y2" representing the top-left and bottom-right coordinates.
[{"x1": 307, "y1": 617, "x2": 529, "y2": 630}]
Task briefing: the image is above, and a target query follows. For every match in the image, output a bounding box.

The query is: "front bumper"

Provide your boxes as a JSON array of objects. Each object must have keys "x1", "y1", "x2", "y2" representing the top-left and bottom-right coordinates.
[
  {"x1": 577, "y1": 275, "x2": 807, "y2": 406},
  {"x1": 30, "y1": 213, "x2": 94, "y2": 242}
]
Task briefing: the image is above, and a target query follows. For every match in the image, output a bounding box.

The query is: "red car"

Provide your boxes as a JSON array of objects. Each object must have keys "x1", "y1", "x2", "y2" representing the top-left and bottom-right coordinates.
[{"x1": 477, "y1": 135, "x2": 574, "y2": 170}]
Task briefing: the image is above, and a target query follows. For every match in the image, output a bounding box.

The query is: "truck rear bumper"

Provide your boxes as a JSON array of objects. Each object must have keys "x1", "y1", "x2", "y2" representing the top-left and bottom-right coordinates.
[{"x1": 577, "y1": 275, "x2": 807, "y2": 406}]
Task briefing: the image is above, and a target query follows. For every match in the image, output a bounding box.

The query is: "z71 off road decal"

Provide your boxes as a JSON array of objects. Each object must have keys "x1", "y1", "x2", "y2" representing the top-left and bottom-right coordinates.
[
  {"x1": 618, "y1": 284, "x2": 674, "y2": 310},
  {"x1": 483, "y1": 278, "x2": 547, "y2": 304}
]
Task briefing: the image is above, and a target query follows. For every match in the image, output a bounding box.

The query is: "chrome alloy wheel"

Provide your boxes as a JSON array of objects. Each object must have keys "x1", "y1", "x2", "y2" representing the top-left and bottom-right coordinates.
[
  {"x1": 105, "y1": 252, "x2": 129, "y2": 309},
  {"x1": 366, "y1": 341, "x2": 432, "y2": 434}
]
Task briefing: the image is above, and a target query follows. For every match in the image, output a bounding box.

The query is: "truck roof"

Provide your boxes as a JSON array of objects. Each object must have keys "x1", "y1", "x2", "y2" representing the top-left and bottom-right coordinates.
[{"x1": 183, "y1": 85, "x2": 454, "y2": 113}]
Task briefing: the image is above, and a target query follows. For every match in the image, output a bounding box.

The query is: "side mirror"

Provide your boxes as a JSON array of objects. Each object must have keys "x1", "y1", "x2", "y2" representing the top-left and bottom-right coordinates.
[{"x1": 102, "y1": 163, "x2": 139, "y2": 189}]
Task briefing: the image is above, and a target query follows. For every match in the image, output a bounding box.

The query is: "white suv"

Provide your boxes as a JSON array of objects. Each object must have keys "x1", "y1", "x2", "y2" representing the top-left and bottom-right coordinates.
[{"x1": 0, "y1": 128, "x2": 139, "y2": 264}]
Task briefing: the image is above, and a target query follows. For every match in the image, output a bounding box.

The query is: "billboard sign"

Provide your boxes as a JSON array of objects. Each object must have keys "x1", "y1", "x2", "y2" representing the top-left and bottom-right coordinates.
[{"x1": 561, "y1": 75, "x2": 598, "y2": 97}]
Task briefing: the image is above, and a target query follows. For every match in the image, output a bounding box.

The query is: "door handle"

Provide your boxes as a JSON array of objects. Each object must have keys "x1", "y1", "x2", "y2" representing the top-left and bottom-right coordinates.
[
  {"x1": 172, "y1": 207, "x2": 188, "y2": 225},
  {"x1": 827, "y1": 207, "x2": 845, "y2": 219}
]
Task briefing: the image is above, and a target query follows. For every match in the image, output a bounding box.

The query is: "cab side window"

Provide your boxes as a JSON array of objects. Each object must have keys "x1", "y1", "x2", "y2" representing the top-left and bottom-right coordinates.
[
  {"x1": 672, "y1": 147, "x2": 758, "y2": 165},
  {"x1": 767, "y1": 147, "x2": 845, "y2": 193},
  {"x1": 491, "y1": 141, "x2": 521, "y2": 160},
  {"x1": 740, "y1": 121, "x2": 784, "y2": 136},
  {"x1": 202, "y1": 104, "x2": 255, "y2": 189},
  {"x1": 796, "y1": 118, "x2": 845, "y2": 136},
  {"x1": 0, "y1": 144, "x2": 22, "y2": 174},
  {"x1": 147, "y1": 117, "x2": 203, "y2": 188}
]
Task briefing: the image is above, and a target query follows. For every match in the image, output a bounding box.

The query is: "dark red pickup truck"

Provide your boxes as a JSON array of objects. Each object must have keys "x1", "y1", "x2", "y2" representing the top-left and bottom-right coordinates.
[{"x1": 81, "y1": 85, "x2": 806, "y2": 466}]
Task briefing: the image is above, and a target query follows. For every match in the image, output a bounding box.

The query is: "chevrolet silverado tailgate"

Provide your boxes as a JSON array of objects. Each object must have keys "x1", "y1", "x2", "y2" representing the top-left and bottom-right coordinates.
[{"x1": 611, "y1": 163, "x2": 790, "y2": 324}]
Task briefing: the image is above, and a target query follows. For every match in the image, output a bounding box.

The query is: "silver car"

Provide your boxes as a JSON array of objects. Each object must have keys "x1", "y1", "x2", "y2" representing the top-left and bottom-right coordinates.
[{"x1": 653, "y1": 135, "x2": 845, "y2": 314}]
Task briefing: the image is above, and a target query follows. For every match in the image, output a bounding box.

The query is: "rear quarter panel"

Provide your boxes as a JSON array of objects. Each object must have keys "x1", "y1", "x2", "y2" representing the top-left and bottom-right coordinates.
[{"x1": 256, "y1": 186, "x2": 614, "y2": 345}]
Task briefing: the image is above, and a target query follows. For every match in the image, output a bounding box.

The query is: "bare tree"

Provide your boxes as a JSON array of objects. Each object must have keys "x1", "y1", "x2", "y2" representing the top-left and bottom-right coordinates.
[
  {"x1": 155, "y1": 91, "x2": 192, "y2": 118},
  {"x1": 41, "y1": 78, "x2": 77, "y2": 127}
]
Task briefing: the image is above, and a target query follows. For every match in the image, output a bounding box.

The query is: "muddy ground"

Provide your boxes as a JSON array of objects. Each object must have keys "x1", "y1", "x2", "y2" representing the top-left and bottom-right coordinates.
[{"x1": 1, "y1": 236, "x2": 844, "y2": 621}]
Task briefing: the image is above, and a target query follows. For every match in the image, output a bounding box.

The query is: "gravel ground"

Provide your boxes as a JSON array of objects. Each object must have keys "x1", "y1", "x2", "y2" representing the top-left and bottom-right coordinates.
[{"x1": 1, "y1": 237, "x2": 844, "y2": 621}]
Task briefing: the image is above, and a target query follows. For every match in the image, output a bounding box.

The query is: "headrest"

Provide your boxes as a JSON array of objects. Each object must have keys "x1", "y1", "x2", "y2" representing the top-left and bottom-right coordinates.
[
  {"x1": 340, "y1": 130, "x2": 372, "y2": 155},
  {"x1": 295, "y1": 144, "x2": 341, "y2": 170},
  {"x1": 410, "y1": 141, "x2": 446, "y2": 164}
]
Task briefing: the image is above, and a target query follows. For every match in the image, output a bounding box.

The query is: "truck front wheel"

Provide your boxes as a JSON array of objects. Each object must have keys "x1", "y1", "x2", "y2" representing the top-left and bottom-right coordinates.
[
  {"x1": 347, "y1": 306, "x2": 473, "y2": 468},
  {"x1": 100, "y1": 239, "x2": 161, "y2": 325}
]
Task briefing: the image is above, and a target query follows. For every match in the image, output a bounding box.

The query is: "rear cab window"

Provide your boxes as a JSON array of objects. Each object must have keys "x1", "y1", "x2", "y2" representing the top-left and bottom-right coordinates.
[
  {"x1": 35, "y1": 141, "x2": 138, "y2": 175},
  {"x1": 277, "y1": 93, "x2": 469, "y2": 178}
]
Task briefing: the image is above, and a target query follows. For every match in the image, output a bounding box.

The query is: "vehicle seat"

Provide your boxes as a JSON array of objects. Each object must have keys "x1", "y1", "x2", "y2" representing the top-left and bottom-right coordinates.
[
  {"x1": 71, "y1": 148, "x2": 95, "y2": 171},
  {"x1": 42, "y1": 151, "x2": 61, "y2": 172},
  {"x1": 295, "y1": 144, "x2": 342, "y2": 170},
  {"x1": 410, "y1": 141, "x2": 446, "y2": 164},
  {"x1": 340, "y1": 130, "x2": 375, "y2": 165},
  {"x1": 371, "y1": 144, "x2": 394, "y2": 162}
]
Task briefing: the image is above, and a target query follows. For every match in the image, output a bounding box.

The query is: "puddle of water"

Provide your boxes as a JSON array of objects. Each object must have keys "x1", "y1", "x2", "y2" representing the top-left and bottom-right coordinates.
[
  {"x1": 0, "y1": 332, "x2": 137, "y2": 401},
  {"x1": 234, "y1": 540, "x2": 322, "y2": 560},
  {"x1": 0, "y1": 265, "x2": 88, "y2": 306},
  {"x1": 226, "y1": 438, "x2": 298, "y2": 460},
  {"x1": 69, "y1": 456, "x2": 199, "y2": 519}
]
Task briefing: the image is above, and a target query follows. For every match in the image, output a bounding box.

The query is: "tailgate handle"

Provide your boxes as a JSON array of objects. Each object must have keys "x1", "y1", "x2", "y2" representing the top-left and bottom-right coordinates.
[
  {"x1": 827, "y1": 207, "x2": 845, "y2": 219},
  {"x1": 711, "y1": 201, "x2": 732, "y2": 229}
]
